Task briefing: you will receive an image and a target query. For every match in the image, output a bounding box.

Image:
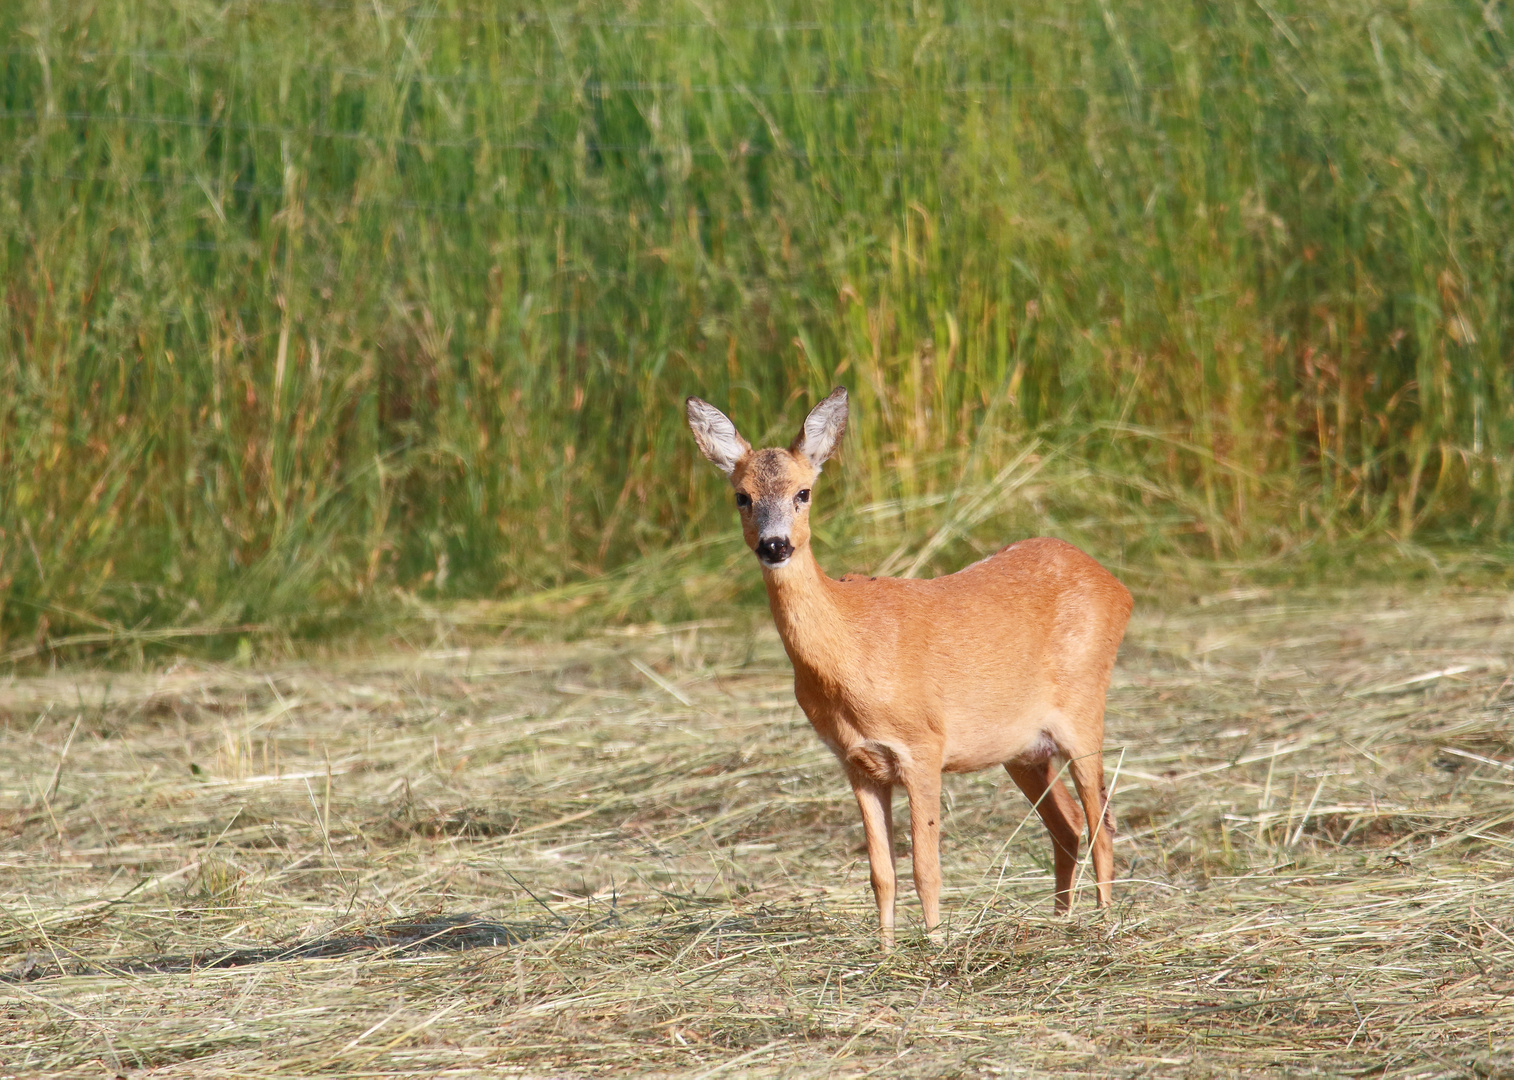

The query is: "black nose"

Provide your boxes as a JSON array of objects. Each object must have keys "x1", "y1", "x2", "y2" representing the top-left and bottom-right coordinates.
[{"x1": 756, "y1": 537, "x2": 793, "y2": 564}]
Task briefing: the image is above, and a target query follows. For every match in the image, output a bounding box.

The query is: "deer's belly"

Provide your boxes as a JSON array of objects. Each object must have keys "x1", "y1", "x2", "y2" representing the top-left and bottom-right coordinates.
[{"x1": 942, "y1": 714, "x2": 1057, "y2": 773}]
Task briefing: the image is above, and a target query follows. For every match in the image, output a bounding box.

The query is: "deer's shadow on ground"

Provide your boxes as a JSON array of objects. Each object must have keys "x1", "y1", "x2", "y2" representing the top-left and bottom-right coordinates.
[
  {"x1": 4, "y1": 913, "x2": 548, "y2": 982},
  {"x1": 2, "y1": 906, "x2": 812, "y2": 984}
]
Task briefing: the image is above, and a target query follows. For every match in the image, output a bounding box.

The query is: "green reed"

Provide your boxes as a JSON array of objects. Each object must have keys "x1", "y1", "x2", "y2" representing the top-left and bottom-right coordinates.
[{"x1": 2, "y1": 0, "x2": 1511, "y2": 651}]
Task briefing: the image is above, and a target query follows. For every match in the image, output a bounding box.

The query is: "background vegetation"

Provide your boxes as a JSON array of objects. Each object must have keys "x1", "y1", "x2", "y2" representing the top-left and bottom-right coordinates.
[{"x1": 4, "y1": 0, "x2": 1514, "y2": 654}]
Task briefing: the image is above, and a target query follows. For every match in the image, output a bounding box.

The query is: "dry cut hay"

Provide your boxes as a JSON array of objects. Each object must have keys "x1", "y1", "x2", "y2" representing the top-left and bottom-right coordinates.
[{"x1": 0, "y1": 587, "x2": 1512, "y2": 1077}]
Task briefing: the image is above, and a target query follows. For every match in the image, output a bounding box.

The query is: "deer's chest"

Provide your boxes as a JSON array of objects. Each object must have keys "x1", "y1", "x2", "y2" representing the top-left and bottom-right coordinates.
[{"x1": 792, "y1": 669, "x2": 931, "y2": 776}]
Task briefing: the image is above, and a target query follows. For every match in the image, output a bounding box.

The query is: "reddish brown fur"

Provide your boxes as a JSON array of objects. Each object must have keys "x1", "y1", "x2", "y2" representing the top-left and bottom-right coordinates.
[{"x1": 692, "y1": 392, "x2": 1132, "y2": 945}]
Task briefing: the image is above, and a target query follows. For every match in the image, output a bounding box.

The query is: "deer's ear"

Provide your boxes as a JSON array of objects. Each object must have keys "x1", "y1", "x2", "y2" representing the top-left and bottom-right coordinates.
[
  {"x1": 791, "y1": 387, "x2": 848, "y2": 471},
  {"x1": 686, "y1": 397, "x2": 751, "y2": 477}
]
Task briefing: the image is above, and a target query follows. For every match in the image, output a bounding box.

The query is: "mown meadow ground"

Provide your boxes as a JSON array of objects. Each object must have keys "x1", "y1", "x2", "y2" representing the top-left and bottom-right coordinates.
[{"x1": 1, "y1": 585, "x2": 1512, "y2": 1077}]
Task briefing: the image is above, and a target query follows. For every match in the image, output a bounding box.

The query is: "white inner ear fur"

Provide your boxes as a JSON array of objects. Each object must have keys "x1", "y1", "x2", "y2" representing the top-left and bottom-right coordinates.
[
  {"x1": 794, "y1": 388, "x2": 848, "y2": 470},
  {"x1": 686, "y1": 397, "x2": 750, "y2": 477}
]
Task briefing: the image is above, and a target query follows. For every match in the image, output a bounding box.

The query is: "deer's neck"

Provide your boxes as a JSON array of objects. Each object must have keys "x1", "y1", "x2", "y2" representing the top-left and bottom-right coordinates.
[{"x1": 763, "y1": 547, "x2": 850, "y2": 688}]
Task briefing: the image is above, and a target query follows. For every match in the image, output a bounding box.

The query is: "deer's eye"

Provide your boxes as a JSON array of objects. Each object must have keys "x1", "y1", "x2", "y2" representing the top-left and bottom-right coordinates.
[
  {"x1": 735, "y1": 492, "x2": 752, "y2": 509},
  {"x1": 796, "y1": 489, "x2": 811, "y2": 505}
]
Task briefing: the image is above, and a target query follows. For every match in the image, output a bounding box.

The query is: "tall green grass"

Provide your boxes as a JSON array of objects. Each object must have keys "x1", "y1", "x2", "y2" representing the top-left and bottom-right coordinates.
[{"x1": 3, "y1": 0, "x2": 1512, "y2": 652}]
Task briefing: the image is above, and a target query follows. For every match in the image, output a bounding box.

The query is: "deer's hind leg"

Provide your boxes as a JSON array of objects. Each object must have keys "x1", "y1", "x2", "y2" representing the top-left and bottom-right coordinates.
[
  {"x1": 1005, "y1": 759, "x2": 1085, "y2": 914},
  {"x1": 1061, "y1": 738, "x2": 1115, "y2": 909}
]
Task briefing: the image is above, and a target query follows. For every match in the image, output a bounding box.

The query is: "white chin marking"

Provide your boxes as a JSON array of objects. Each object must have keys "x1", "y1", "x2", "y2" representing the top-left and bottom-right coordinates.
[{"x1": 759, "y1": 556, "x2": 791, "y2": 569}]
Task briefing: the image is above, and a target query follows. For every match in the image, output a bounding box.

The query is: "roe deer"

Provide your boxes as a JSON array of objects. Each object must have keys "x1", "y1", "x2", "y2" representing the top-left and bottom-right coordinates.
[{"x1": 686, "y1": 387, "x2": 1132, "y2": 945}]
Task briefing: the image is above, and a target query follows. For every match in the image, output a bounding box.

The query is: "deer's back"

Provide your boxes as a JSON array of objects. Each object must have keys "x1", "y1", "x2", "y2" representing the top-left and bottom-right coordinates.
[{"x1": 831, "y1": 537, "x2": 1131, "y2": 736}]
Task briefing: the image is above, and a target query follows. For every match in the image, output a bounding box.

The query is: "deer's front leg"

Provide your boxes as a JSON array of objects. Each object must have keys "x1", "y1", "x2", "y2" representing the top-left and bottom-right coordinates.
[
  {"x1": 850, "y1": 773, "x2": 896, "y2": 947},
  {"x1": 904, "y1": 767, "x2": 943, "y2": 931}
]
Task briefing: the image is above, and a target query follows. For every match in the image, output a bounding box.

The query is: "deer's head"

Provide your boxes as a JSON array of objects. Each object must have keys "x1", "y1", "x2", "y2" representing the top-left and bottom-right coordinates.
[{"x1": 685, "y1": 388, "x2": 848, "y2": 569}]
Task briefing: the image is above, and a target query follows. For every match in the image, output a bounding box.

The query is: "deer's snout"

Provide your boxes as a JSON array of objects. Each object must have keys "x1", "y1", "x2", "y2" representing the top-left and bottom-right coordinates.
[{"x1": 756, "y1": 536, "x2": 794, "y2": 565}]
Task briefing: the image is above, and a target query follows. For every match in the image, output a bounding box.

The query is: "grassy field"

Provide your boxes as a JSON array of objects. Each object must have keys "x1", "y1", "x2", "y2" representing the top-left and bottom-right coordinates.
[
  {"x1": 2, "y1": 586, "x2": 1511, "y2": 1076},
  {"x1": 5, "y1": 3, "x2": 1513, "y2": 1075},
  {"x1": 5, "y1": 0, "x2": 1514, "y2": 653}
]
